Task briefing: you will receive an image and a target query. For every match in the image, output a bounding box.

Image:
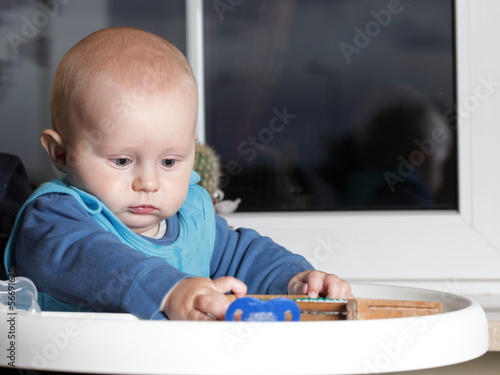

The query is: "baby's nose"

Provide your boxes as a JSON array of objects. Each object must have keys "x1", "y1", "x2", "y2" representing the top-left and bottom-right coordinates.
[{"x1": 132, "y1": 170, "x2": 160, "y2": 192}]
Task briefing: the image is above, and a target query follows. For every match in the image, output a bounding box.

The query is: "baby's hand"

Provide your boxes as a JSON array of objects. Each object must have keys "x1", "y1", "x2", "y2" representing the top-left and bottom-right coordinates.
[
  {"x1": 162, "y1": 277, "x2": 247, "y2": 320},
  {"x1": 287, "y1": 270, "x2": 353, "y2": 299}
]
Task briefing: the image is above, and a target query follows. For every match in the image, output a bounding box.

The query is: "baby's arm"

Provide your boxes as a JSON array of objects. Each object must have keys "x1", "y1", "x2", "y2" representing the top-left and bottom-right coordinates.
[
  {"x1": 12, "y1": 194, "x2": 189, "y2": 319},
  {"x1": 211, "y1": 215, "x2": 314, "y2": 294},
  {"x1": 161, "y1": 276, "x2": 246, "y2": 320},
  {"x1": 287, "y1": 270, "x2": 353, "y2": 299}
]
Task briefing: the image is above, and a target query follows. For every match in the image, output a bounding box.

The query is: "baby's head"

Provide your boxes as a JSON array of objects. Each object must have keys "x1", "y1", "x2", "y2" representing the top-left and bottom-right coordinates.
[
  {"x1": 51, "y1": 26, "x2": 197, "y2": 141},
  {"x1": 42, "y1": 27, "x2": 199, "y2": 237}
]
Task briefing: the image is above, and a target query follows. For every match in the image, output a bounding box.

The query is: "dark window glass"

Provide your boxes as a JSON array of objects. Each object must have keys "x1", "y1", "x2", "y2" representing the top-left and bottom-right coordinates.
[
  {"x1": 109, "y1": 0, "x2": 186, "y2": 52},
  {"x1": 204, "y1": 0, "x2": 457, "y2": 211}
]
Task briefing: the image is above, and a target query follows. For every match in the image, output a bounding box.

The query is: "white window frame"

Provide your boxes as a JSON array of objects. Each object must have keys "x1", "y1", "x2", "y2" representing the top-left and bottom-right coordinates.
[{"x1": 187, "y1": 0, "x2": 500, "y2": 296}]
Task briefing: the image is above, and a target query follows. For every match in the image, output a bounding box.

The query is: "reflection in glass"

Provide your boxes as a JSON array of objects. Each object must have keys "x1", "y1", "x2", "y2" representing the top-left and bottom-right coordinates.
[
  {"x1": 204, "y1": 0, "x2": 456, "y2": 211},
  {"x1": 341, "y1": 84, "x2": 453, "y2": 209}
]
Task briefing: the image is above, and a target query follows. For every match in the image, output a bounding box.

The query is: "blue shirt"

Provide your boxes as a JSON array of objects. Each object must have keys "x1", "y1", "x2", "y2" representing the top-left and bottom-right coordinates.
[{"x1": 5, "y1": 174, "x2": 313, "y2": 319}]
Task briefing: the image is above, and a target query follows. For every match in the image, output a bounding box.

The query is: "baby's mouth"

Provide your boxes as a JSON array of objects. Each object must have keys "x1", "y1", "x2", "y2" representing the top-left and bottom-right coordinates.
[{"x1": 130, "y1": 205, "x2": 158, "y2": 214}]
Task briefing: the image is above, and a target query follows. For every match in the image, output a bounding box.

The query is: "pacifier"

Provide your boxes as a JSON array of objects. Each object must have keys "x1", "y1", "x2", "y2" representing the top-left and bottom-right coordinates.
[{"x1": 225, "y1": 296, "x2": 300, "y2": 321}]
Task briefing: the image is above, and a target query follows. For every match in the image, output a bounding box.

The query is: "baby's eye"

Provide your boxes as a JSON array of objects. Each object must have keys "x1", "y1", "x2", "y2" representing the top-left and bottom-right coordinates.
[
  {"x1": 161, "y1": 159, "x2": 176, "y2": 168},
  {"x1": 112, "y1": 158, "x2": 132, "y2": 167}
]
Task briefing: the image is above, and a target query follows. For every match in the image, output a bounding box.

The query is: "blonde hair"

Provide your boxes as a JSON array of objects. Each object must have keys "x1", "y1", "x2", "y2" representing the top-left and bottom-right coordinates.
[{"x1": 51, "y1": 27, "x2": 196, "y2": 134}]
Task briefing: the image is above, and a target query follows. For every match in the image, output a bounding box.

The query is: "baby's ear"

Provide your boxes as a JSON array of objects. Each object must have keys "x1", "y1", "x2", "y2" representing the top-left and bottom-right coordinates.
[{"x1": 40, "y1": 129, "x2": 67, "y2": 172}]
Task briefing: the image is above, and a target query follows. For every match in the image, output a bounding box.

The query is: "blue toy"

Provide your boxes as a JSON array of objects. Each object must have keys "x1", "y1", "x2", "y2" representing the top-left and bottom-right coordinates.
[{"x1": 225, "y1": 296, "x2": 301, "y2": 321}]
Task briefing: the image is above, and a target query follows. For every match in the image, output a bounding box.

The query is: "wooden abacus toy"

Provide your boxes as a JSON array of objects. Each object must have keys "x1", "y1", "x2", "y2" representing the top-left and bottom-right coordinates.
[{"x1": 225, "y1": 295, "x2": 444, "y2": 321}]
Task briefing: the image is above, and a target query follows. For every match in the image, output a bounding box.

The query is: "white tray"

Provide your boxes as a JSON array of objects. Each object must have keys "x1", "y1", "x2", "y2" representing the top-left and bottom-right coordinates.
[{"x1": 0, "y1": 283, "x2": 489, "y2": 374}]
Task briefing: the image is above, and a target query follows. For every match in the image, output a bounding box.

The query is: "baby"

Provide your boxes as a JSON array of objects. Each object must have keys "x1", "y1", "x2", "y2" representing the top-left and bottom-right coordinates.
[{"x1": 4, "y1": 27, "x2": 351, "y2": 320}]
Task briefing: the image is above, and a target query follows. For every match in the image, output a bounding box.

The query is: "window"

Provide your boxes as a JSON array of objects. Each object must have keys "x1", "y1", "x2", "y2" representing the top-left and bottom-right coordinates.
[
  {"x1": 192, "y1": 0, "x2": 500, "y2": 292},
  {"x1": 204, "y1": 0, "x2": 457, "y2": 212}
]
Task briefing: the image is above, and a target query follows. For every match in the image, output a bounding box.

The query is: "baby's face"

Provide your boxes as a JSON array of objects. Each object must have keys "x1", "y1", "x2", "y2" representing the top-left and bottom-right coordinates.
[{"x1": 64, "y1": 83, "x2": 197, "y2": 237}]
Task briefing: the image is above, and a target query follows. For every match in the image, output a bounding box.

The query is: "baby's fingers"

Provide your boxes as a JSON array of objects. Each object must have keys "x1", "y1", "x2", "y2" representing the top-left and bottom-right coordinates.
[
  {"x1": 192, "y1": 277, "x2": 247, "y2": 320},
  {"x1": 299, "y1": 271, "x2": 353, "y2": 299},
  {"x1": 193, "y1": 291, "x2": 230, "y2": 320},
  {"x1": 322, "y1": 274, "x2": 353, "y2": 299},
  {"x1": 302, "y1": 271, "x2": 325, "y2": 298},
  {"x1": 213, "y1": 276, "x2": 247, "y2": 297}
]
